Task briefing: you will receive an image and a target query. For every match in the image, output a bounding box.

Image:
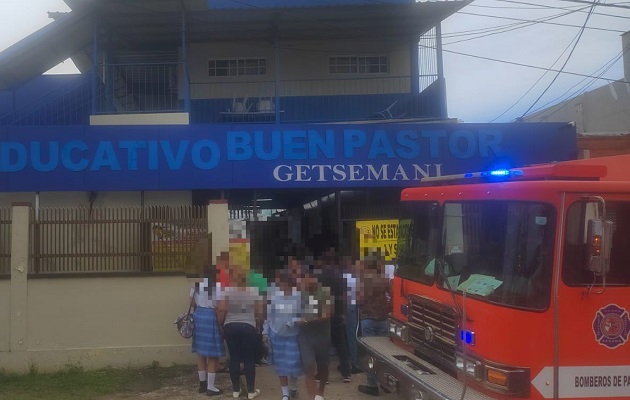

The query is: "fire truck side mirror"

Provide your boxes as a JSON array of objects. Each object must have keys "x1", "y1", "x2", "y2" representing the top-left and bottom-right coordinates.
[{"x1": 586, "y1": 219, "x2": 613, "y2": 275}]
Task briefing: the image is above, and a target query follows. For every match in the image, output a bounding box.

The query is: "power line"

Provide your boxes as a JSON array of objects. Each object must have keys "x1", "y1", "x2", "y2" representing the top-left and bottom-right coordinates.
[
  {"x1": 519, "y1": 0, "x2": 600, "y2": 119},
  {"x1": 557, "y1": 0, "x2": 630, "y2": 9},
  {"x1": 456, "y1": 11, "x2": 625, "y2": 33},
  {"x1": 492, "y1": 0, "x2": 630, "y2": 20},
  {"x1": 438, "y1": 46, "x2": 628, "y2": 84},
  {"x1": 445, "y1": 5, "x2": 592, "y2": 45},
  {"x1": 525, "y1": 44, "x2": 628, "y2": 119},
  {"x1": 489, "y1": 24, "x2": 584, "y2": 122}
]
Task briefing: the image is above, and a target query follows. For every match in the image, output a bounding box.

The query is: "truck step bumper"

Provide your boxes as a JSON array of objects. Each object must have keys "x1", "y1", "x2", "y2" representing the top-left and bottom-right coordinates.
[{"x1": 357, "y1": 336, "x2": 493, "y2": 400}]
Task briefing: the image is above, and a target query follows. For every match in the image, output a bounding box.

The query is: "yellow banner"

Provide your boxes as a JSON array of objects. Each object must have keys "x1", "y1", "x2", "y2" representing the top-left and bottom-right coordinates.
[{"x1": 356, "y1": 219, "x2": 399, "y2": 261}]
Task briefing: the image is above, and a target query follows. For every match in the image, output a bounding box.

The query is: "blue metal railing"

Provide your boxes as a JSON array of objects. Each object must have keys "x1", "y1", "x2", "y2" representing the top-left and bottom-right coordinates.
[
  {"x1": 1, "y1": 69, "x2": 443, "y2": 126},
  {"x1": 0, "y1": 74, "x2": 92, "y2": 126}
]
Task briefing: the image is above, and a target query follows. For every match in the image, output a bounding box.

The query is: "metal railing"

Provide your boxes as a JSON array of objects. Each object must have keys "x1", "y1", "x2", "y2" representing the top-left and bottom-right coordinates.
[
  {"x1": 0, "y1": 74, "x2": 92, "y2": 126},
  {"x1": 190, "y1": 74, "x2": 441, "y2": 123},
  {"x1": 94, "y1": 62, "x2": 183, "y2": 114},
  {"x1": 1, "y1": 70, "x2": 442, "y2": 125},
  {"x1": 0, "y1": 208, "x2": 11, "y2": 277},
  {"x1": 30, "y1": 206, "x2": 207, "y2": 275}
]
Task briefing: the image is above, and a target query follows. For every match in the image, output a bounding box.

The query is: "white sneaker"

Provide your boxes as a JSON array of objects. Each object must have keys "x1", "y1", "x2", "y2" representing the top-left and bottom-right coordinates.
[
  {"x1": 314, "y1": 395, "x2": 325, "y2": 400},
  {"x1": 248, "y1": 389, "x2": 261, "y2": 400},
  {"x1": 233, "y1": 391, "x2": 240, "y2": 399}
]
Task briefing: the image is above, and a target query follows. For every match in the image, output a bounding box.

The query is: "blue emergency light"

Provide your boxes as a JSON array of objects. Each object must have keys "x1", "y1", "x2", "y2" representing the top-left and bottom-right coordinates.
[
  {"x1": 462, "y1": 169, "x2": 524, "y2": 180},
  {"x1": 460, "y1": 329, "x2": 476, "y2": 346}
]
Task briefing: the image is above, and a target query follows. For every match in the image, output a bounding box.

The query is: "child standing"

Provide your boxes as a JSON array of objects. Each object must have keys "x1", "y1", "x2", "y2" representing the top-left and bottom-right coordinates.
[{"x1": 267, "y1": 270, "x2": 304, "y2": 400}]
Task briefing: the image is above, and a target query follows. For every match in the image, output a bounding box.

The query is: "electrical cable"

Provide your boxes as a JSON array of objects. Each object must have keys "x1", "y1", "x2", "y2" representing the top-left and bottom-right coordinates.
[
  {"x1": 456, "y1": 11, "x2": 625, "y2": 33},
  {"x1": 488, "y1": 25, "x2": 583, "y2": 122},
  {"x1": 557, "y1": 0, "x2": 630, "y2": 9},
  {"x1": 527, "y1": 46, "x2": 626, "y2": 118},
  {"x1": 436, "y1": 46, "x2": 629, "y2": 84},
  {"x1": 445, "y1": 6, "x2": 593, "y2": 45},
  {"x1": 492, "y1": 0, "x2": 630, "y2": 20},
  {"x1": 519, "y1": 0, "x2": 601, "y2": 119},
  {"x1": 523, "y1": 51, "x2": 625, "y2": 122}
]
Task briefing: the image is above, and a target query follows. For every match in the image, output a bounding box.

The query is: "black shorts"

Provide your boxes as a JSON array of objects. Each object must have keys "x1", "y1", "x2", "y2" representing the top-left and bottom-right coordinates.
[{"x1": 298, "y1": 319, "x2": 331, "y2": 368}]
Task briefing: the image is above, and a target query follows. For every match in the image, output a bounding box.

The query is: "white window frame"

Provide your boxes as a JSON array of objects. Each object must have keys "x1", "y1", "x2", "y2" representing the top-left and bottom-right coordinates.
[
  {"x1": 328, "y1": 55, "x2": 388, "y2": 75},
  {"x1": 208, "y1": 57, "x2": 267, "y2": 77}
]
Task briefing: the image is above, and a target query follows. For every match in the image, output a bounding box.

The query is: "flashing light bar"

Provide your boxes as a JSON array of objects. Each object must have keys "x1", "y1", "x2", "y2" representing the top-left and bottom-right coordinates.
[{"x1": 423, "y1": 168, "x2": 524, "y2": 183}]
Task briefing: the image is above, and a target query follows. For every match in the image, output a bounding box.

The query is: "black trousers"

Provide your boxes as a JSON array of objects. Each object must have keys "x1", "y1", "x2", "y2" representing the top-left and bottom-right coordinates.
[
  {"x1": 224, "y1": 323, "x2": 258, "y2": 392},
  {"x1": 331, "y1": 315, "x2": 351, "y2": 376}
]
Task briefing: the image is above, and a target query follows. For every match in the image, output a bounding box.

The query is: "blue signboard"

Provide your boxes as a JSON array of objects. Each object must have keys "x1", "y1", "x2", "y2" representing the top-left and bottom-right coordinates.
[{"x1": 0, "y1": 123, "x2": 576, "y2": 192}]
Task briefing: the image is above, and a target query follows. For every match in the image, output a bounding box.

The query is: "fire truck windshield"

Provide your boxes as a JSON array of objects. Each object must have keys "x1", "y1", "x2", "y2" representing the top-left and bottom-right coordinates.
[
  {"x1": 439, "y1": 201, "x2": 556, "y2": 310},
  {"x1": 395, "y1": 201, "x2": 441, "y2": 286}
]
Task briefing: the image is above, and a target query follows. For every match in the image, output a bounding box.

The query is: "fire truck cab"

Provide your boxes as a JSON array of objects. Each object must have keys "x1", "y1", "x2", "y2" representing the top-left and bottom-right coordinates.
[{"x1": 357, "y1": 155, "x2": 630, "y2": 400}]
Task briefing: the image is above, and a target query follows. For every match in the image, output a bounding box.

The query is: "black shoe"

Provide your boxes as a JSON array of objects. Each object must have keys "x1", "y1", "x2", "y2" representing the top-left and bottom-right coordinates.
[
  {"x1": 207, "y1": 388, "x2": 224, "y2": 397},
  {"x1": 351, "y1": 366, "x2": 364, "y2": 374},
  {"x1": 358, "y1": 385, "x2": 379, "y2": 396},
  {"x1": 199, "y1": 382, "x2": 207, "y2": 394}
]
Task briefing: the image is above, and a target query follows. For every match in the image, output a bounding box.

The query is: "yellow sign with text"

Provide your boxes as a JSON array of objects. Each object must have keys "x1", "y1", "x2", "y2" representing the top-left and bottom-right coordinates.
[{"x1": 356, "y1": 219, "x2": 399, "y2": 261}]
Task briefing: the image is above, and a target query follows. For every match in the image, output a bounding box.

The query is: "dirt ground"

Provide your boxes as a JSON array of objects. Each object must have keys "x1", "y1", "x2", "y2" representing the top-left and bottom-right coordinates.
[{"x1": 100, "y1": 358, "x2": 397, "y2": 400}]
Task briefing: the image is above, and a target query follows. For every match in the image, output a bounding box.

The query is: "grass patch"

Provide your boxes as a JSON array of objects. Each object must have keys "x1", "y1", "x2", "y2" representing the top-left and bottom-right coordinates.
[{"x1": 0, "y1": 364, "x2": 195, "y2": 400}]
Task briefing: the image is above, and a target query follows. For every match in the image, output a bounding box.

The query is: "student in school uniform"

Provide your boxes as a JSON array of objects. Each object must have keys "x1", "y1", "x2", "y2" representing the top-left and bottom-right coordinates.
[{"x1": 191, "y1": 266, "x2": 225, "y2": 396}]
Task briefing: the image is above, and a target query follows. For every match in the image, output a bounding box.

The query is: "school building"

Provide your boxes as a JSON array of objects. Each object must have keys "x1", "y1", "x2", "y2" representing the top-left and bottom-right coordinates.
[{"x1": 0, "y1": 0, "x2": 577, "y2": 372}]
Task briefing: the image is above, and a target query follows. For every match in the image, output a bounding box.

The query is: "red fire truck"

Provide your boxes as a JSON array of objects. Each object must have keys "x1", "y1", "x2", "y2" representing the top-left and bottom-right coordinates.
[{"x1": 357, "y1": 155, "x2": 630, "y2": 400}]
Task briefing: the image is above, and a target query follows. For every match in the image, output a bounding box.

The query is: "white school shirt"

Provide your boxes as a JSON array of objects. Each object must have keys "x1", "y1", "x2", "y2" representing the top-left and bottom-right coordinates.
[{"x1": 190, "y1": 278, "x2": 223, "y2": 309}]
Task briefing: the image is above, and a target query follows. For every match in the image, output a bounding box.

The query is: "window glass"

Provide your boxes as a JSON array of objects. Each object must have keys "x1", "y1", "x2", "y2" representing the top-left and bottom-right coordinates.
[
  {"x1": 329, "y1": 55, "x2": 388, "y2": 74},
  {"x1": 563, "y1": 201, "x2": 630, "y2": 286},
  {"x1": 395, "y1": 201, "x2": 440, "y2": 285},
  {"x1": 208, "y1": 58, "x2": 266, "y2": 77},
  {"x1": 439, "y1": 201, "x2": 555, "y2": 310}
]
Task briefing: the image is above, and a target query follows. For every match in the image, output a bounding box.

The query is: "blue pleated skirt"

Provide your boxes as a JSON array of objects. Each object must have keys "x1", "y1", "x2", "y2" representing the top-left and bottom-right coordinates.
[
  {"x1": 192, "y1": 307, "x2": 225, "y2": 358},
  {"x1": 270, "y1": 330, "x2": 303, "y2": 377}
]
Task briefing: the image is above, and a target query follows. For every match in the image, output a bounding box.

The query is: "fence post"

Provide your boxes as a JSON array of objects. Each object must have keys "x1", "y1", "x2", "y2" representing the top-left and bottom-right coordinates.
[
  {"x1": 10, "y1": 203, "x2": 30, "y2": 354},
  {"x1": 208, "y1": 200, "x2": 229, "y2": 264}
]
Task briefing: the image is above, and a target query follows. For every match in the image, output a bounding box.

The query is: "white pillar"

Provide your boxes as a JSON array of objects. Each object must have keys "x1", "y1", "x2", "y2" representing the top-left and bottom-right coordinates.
[
  {"x1": 10, "y1": 203, "x2": 30, "y2": 353},
  {"x1": 208, "y1": 200, "x2": 229, "y2": 263}
]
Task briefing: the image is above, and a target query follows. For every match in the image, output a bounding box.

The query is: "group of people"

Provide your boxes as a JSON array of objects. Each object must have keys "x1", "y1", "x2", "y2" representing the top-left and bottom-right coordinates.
[{"x1": 188, "y1": 247, "x2": 392, "y2": 400}]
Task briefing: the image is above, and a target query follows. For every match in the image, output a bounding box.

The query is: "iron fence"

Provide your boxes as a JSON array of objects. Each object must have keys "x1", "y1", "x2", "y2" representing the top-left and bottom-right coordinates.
[
  {"x1": 0, "y1": 208, "x2": 11, "y2": 277},
  {"x1": 30, "y1": 205, "x2": 207, "y2": 275}
]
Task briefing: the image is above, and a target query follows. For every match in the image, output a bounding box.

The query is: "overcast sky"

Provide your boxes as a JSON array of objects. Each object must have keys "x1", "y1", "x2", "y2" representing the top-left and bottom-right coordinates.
[{"x1": 1, "y1": 0, "x2": 628, "y2": 123}]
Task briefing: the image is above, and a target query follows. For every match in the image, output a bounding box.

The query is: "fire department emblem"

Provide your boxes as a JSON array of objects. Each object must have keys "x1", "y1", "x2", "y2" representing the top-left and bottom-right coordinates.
[{"x1": 592, "y1": 304, "x2": 630, "y2": 349}]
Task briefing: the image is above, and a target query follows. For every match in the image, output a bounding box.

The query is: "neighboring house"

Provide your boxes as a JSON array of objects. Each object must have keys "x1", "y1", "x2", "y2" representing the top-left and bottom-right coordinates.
[{"x1": 524, "y1": 30, "x2": 630, "y2": 158}]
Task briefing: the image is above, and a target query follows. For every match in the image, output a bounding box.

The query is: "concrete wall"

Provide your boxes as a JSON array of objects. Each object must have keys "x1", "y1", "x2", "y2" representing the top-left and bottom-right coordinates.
[
  {"x1": 0, "y1": 202, "x2": 230, "y2": 373},
  {"x1": 186, "y1": 39, "x2": 410, "y2": 99},
  {"x1": 0, "y1": 275, "x2": 196, "y2": 372},
  {"x1": 0, "y1": 279, "x2": 9, "y2": 352}
]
